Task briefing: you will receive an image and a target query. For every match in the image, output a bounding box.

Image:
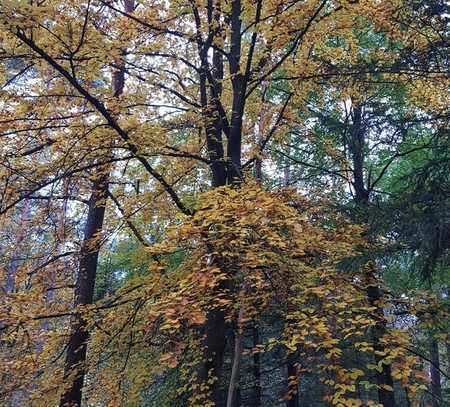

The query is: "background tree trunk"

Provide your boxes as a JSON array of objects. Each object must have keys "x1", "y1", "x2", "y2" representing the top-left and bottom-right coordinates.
[
  {"x1": 347, "y1": 102, "x2": 397, "y2": 407},
  {"x1": 429, "y1": 335, "x2": 442, "y2": 407},
  {"x1": 285, "y1": 353, "x2": 300, "y2": 407},
  {"x1": 59, "y1": 175, "x2": 108, "y2": 407},
  {"x1": 4, "y1": 199, "x2": 30, "y2": 293},
  {"x1": 59, "y1": 3, "x2": 134, "y2": 405},
  {"x1": 251, "y1": 325, "x2": 262, "y2": 406},
  {"x1": 227, "y1": 302, "x2": 245, "y2": 407},
  {"x1": 365, "y1": 265, "x2": 397, "y2": 407}
]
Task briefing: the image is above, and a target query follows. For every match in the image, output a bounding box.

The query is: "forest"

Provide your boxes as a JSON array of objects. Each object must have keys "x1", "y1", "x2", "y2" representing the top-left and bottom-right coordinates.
[{"x1": 0, "y1": 0, "x2": 448, "y2": 406}]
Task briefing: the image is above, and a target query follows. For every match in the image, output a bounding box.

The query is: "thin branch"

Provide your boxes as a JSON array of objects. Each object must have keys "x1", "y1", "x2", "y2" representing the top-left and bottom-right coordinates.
[
  {"x1": 13, "y1": 28, "x2": 192, "y2": 215},
  {"x1": 27, "y1": 251, "x2": 76, "y2": 276},
  {"x1": 243, "y1": 93, "x2": 292, "y2": 169},
  {"x1": 271, "y1": 148, "x2": 349, "y2": 181},
  {"x1": 106, "y1": 190, "x2": 150, "y2": 247}
]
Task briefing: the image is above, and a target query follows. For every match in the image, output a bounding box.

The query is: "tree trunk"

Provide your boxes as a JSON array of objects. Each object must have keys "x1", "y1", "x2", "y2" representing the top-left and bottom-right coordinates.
[
  {"x1": 198, "y1": 1, "x2": 248, "y2": 402},
  {"x1": 4, "y1": 199, "x2": 30, "y2": 293},
  {"x1": 365, "y1": 264, "x2": 397, "y2": 407},
  {"x1": 281, "y1": 99, "x2": 299, "y2": 407},
  {"x1": 285, "y1": 353, "x2": 299, "y2": 407},
  {"x1": 227, "y1": 0, "x2": 244, "y2": 184},
  {"x1": 252, "y1": 325, "x2": 262, "y2": 406},
  {"x1": 59, "y1": 3, "x2": 134, "y2": 406},
  {"x1": 255, "y1": 82, "x2": 269, "y2": 183},
  {"x1": 197, "y1": 305, "x2": 228, "y2": 406},
  {"x1": 283, "y1": 147, "x2": 291, "y2": 187},
  {"x1": 447, "y1": 341, "x2": 450, "y2": 385},
  {"x1": 429, "y1": 335, "x2": 442, "y2": 407},
  {"x1": 348, "y1": 102, "x2": 396, "y2": 407},
  {"x1": 445, "y1": 289, "x2": 450, "y2": 381},
  {"x1": 59, "y1": 175, "x2": 108, "y2": 407},
  {"x1": 226, "y1": 304, "x2": 245, "y2": 407},
  {"x1": 349, "y1": 105, "x2": 369, "y2": 205}
]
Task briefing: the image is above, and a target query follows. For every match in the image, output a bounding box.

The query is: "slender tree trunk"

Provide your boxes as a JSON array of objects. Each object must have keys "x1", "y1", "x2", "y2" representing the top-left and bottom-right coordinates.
[
  {"x1": 59, "y1": 175, "x2": 108, "y2": 407},
  {"x1": 285, "y1": 353, "x2": 300, "y2": 407},
  {"x1": 447, "y1": 342, "x2": 450, "y2": 383},
  {"x1": 348, "y1": 102, "x2": 396, "y2": 407},
  {"x1": 255, "y1": 82, "x2": 268, "y2": 183},
  {"x1": 4, "y1": 202, "x2": 31, "y2": 407},
  {"x1": 349, "y1": 105, "x2": 368, "y2": 205},
  {"x1": 4, "y1": 199, "x2": 30, "y2": 293},
  {"x1": 251, "y1": 88, "x2": 265, "y2": 404},
  {"x1": 198, "y1": 57, "x2": 229, "y2": 404},
  {"x1": 198, "y1": 304, "x2": 228, "y2": 406},
  {"x1": 59, "y1": 3, "x2": 134, "y2": 406},
  {"x1": 284, "y1": 148, "x2": 291, "y2": 187},
  {"x1": 198, "y1": 1, "x2": 248, "y2": 402},
  {"x1": 252, "y1": 325, "x2": 262, "y2": 406},
  {"x1": 283, "y1": 137, "x2": 298, "y2": 407},
  {"x1": 429, "y1": 335, "x2": 442, "y2": 407},
  {"x1": 255, "y1": 137, "x2": 263, "y2": 183},
  {"x1": 227, "y1": 303, "x2": 245, "y2": 407},
  {"x1": 227, "y1": 0, "x2": 244, "y2": 184},
  {"x1": 445, "y1": 289, "x2": 450, "y2": 381},
  {"x1": 365, "y1": 264, "x2": 397, "y2": 407}
]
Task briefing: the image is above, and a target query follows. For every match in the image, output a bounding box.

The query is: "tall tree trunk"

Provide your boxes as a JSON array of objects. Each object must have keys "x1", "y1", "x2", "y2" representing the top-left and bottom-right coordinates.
[
  {"x1": 198, "y1": 305, "x2": 228, "y2": 406},
  {"x1": 445, "y1": 289, "x2": 450, "y2": 382},
  {"x1": 365, "y1": 264, "x2": 397, "y2": 407},
  {"x1": 285, "y1": 352, "x2": 299, "y2": 407},
  {"x1": 251, "y1": 81, "x2": 265, "y2": 405},
  {"x1": 348, "y1": 102, "x2": 397, "y2": 407},
  {"x1": 227, "y1": 0, "x2": 244, "y2": 184},
  {"x1": 283, "y1": 146, "x2": 291, "y2": 187},
  {"x1": 447, "y1": 341, "x2": 450, "y2": 384},
  {"x1": 59, "y1": 3, "x2": 134, "y2": 406},
  {"x1": 196, "y1": 5, "x2": 228, "y2": 401},
  {"x1": 198, "y1": 0, "x2": 248, "y2": 402},
  {"x1": 226, "y1": 297, "x2": 246, "y2": 407},
  {"x1": 255, "y1": 81, "x2": 268, "y2": 183},
  {"x1": 4, "y1": 199, "x2": 30, "y2": 293},
  {"x1": 429, "y1": 335, "x2": 442, "y2": 407},
  {"x1": 59, "y1": 175, "x2": 108, "y2": 407},
  {"x1": 284, "y1": 138, "x2": 298, "y2": 407},
  {"x1": 349, "y1": 105, "x2": 369, "y2": 206},
  {"x1": 251, "y1": 325, "x2": 262, "y2": 406},
  {"x1": 4, "y1": 202, "x2": 31, "y2": 407}
]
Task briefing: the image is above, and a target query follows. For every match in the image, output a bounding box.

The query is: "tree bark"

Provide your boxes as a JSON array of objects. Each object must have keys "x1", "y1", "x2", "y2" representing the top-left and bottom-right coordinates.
[
  {"x1": 227, "y1": 0, "x2": 244, "y2": 184},
  {"x1": 226, "y1": 303, "x2": 245, "y2": 407},
  {"x1": 445, "y1": 289, "x2": 450, "y2": 382},
  {"x1": 196, "y1": 1, "x2": 250, "y2": 402},
  {"x1": 285, "y1": 353, "x2": 300, "y2": 407},
  {"x1": 4, "y1": 199, "x2": 30, "y2": 293},
  {"x1": 251, "y1": 325, "x2": 262, "y2": 406},
  {"x1": 429, "y1": 335, "x2": 442, "y2": 407},
  {"x1": 365, "y1": 264, "x2": 397, "y2": 407},
  {"x1": 59, "y1": 3, "x2": 134, "y2": 406},
  {"x1": 349, "y1": 104, "x2": 369, "y2": 205},
  {"x1": 197, "y1": 304, "x2": 228, "y2": 406},
  {"x1": 447, "y1": 341, "x2": 450, "y2": 385},
  {"x1": 59, "y1": 175, "x2": 108, "y2": 407},
  {"x1": 348, "y1": 102, "x2": 397, "y2": 407}
]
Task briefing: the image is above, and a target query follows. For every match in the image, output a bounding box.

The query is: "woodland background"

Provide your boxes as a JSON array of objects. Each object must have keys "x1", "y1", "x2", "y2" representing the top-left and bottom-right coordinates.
[{"x1": 0, "y1": 0, "x2": 449, "y2": 406}]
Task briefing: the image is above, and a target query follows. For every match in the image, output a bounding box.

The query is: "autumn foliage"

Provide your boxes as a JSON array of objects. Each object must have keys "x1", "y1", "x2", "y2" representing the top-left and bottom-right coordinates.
[{"x1": 0, "y1": 0, "x2": 448, "y2": 406}]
